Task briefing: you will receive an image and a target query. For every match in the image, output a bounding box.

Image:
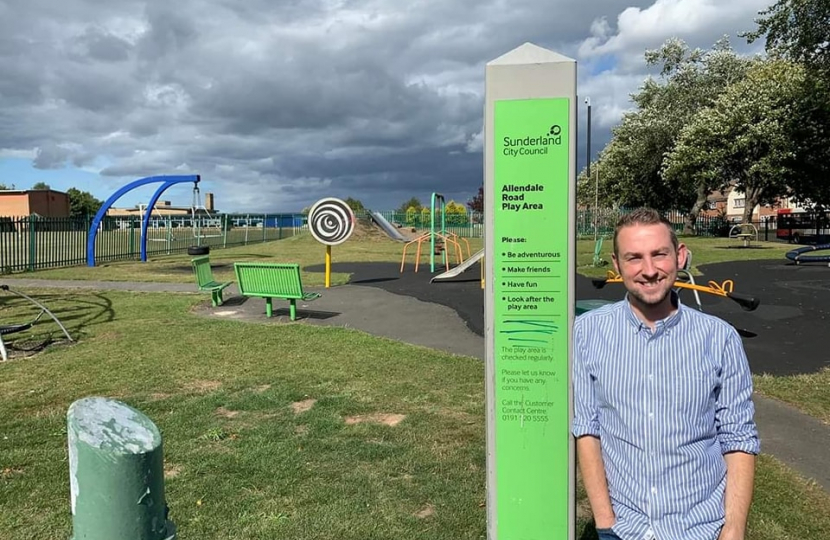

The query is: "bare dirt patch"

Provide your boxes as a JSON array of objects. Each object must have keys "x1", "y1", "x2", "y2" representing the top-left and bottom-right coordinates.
[
  {"x1": 1, "y1": 467, "x2": 24, "y2": 479},
  {"x1": 182, "y1": 380, "x2": 222, "y2": 393},
  {"x1": 294, "y1": 425, "x2": 309, "y2": 435},
  {"x1": 291, "y1": 399, "x2": 317, "y2": 414},
  {"x1": 215, "y1": 407, "x2": 240, "y2": 419},
  {"x1": 165, "y1": 463, "x2": 183, "y2": 479},
  {"x1": 344, "y1": 413, "x2": 406, "y2": 427},
  {"x1": 415, "y1": 504, "x2": 435, "y2": 518},
  {"x1": 253, "y1": 384, "x2": 272, "y2": 393},
  {"x1": 149, "y1": 392, "x2": 172, "y2": 401}
]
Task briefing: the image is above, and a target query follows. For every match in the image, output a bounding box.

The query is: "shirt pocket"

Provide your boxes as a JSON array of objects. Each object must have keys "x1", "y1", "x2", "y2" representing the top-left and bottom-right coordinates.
[{"x1": 663, "y1": 371, "x2": 718, "y2": 423}]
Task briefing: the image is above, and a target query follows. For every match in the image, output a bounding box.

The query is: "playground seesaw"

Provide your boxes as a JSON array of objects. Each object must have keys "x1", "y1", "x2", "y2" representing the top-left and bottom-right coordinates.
[
  {"x1": 785, "y1": 244, "x2": 830, "y2": 266},
  {"x1": 591, "y1": 272, "x2": 761, "y2": 312}
]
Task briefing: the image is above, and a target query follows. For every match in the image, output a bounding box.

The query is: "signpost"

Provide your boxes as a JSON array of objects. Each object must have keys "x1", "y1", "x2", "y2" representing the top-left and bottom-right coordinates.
[{"x1": 484, "y1": 43, "x2": 577, "y2": 540}]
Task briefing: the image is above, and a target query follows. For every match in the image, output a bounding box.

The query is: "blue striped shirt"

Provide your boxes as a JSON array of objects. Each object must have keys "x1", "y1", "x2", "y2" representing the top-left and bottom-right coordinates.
[{"x1": 572, "y1": 295, "x2": 760, "y2": 540}]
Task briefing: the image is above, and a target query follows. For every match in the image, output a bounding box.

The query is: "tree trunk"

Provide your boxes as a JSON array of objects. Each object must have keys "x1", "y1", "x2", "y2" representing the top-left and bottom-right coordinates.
[
  {"x1": 683, "y1": 182, "x2": 710, "y2": 235},
  {"x1": 743, "y1": 185, "x2": 764, "y2": 227}
]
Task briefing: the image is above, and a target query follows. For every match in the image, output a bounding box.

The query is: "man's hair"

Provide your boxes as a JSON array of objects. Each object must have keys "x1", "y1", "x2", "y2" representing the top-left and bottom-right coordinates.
[{"x1": 613, "y1": 207, "x2": 678, "y2": 257}]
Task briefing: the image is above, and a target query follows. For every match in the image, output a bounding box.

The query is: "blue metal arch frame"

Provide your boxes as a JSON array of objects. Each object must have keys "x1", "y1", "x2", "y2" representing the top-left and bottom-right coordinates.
[{"x1": 87, "y1": 175, "x2": 200, "y2": 267}]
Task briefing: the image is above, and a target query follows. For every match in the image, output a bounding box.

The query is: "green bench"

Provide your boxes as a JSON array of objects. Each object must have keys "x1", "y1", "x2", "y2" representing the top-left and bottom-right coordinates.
[
  {"x1": 191, "y1": 256, "x2": 233, "y2": 307},
  {"x1": 234, "y1": 262, "x2": 321, "y2": 320}
]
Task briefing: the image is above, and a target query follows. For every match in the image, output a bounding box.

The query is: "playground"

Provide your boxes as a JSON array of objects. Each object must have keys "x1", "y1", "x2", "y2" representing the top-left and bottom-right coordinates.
[
  {"x1": 2, "y1": 187, "x2": 830, "y2": 539},
  {"x1": 2, "y1": 223, "x2": 830, "y2": 538}
]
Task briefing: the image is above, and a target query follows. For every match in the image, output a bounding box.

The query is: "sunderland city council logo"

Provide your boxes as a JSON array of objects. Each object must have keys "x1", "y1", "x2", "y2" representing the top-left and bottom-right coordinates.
[{"x1": 503, "y1": 124, "x2": 563, "y2": 157}]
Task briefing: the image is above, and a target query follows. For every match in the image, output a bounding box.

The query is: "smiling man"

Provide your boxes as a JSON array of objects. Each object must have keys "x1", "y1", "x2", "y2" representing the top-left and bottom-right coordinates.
[{"x1": 572, "y1": 208, "x2": 760, "y2": 540}]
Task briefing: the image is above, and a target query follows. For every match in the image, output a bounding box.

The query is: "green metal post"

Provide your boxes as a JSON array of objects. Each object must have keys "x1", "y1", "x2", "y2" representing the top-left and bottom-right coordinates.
[
  {"x1": 67, "y1": 397, "x2": 176, "y2": 540},
  {"x1": 129, "y1": 217, "x2": 136, "y2": 256},
  {"x1": 28, "y1": 214, "x2": 36, "y2": 272},
  {"x1": 430, "y1": 192, "x2": 445, "y2": 272}
]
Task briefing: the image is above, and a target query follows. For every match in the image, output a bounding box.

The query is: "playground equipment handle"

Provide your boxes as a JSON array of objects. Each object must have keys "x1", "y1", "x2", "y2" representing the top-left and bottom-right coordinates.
[
  {"x1": 589, "y1": 278, "x2": 761, "y2": 312},
  {"x1": 725, "y1": 292, "x2": 760, "y2": 312}
]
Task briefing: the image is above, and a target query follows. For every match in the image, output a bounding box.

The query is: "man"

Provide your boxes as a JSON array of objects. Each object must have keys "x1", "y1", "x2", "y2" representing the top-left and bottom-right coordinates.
[{"x1": 572, "y1": 208, "x2": 759, "y2": 540}]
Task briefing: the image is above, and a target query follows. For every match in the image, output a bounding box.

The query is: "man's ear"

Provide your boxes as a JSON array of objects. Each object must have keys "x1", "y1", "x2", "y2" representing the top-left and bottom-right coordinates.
[
  {"x1": 676, "y1": 243, "x2": 688, "y2": 270},
  {"x1": 611, "y1": 253, "x2": 620, "y2": 275}
]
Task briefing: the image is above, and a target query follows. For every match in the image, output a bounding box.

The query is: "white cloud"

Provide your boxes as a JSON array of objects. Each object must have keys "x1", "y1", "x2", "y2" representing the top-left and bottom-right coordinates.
[{"x1": 580, "y1": 0, "x2": 769, "y2": 61}]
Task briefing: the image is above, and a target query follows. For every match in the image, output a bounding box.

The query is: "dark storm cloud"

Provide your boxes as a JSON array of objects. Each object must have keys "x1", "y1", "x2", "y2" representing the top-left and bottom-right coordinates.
[
  {"x1": 73, "y1": 28, "x2": 133, "y2": 63},
  {"x1": 5, "y1": 0, "x2": 762, "y2": 213}
]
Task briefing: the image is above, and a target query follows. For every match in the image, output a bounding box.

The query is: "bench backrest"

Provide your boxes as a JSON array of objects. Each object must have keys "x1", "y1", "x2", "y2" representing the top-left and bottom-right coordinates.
[
  {"x1": 191, "y1": 256, "x2": 216, "y2": 287},
  {"x1": 234, "y1": 262, "x2": 305, "y2": 298}
]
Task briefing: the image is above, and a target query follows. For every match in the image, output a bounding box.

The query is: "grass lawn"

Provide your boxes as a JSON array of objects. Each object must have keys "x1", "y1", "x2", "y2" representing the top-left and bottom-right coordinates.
[
  {"x1": 17, "y1": 230, "x2": 484, "y2": 288},
  {"x1": 1, "y1": 290, "x2": 830, "y2": 539},
  {"x1": 754, "y1": 369, "x2": 830, "y2": 425}
]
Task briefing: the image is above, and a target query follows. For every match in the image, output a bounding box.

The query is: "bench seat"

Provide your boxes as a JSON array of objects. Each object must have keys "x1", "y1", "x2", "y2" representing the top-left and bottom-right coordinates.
[{"x1": 234, "y1": 262, "x2": 321, "y2": 320}]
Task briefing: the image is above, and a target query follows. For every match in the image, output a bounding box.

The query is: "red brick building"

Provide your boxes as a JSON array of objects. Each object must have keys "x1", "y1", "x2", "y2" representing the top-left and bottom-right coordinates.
[{"x1": 0, "y1": 189, "x2": 71, "y2": 217}]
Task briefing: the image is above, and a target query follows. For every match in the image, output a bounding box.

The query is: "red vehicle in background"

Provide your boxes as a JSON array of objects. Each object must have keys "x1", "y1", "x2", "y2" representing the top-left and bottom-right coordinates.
[{"x1": 776, "y1": 208, "x2": 830, "y2": 244}]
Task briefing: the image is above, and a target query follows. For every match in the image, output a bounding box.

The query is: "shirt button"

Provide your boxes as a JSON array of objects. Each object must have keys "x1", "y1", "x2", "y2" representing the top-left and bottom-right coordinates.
[
  {"x1": 651, "y1": 487, "x2": 657, "y2": 494},
  {"x1": 649, "y1": 412, "x2": 654, "y2": 418}
]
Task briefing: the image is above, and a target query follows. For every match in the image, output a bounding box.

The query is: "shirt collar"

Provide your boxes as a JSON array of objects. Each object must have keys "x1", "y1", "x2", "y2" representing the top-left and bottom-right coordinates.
[{"x1": 623, "y1": 290, "x2": 683, "y2": 332}]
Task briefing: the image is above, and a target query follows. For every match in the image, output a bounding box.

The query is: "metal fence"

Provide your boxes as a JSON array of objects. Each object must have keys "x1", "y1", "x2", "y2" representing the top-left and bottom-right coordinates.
[
  {"x1": 0, "y1": 213, "x2": 306, "y2": 274},
  {"x1": 366, "y1": 210, "x2": 484, "y2": 238},
  {"x1": 1, "y1": 206, "x2": 788, "y2": 275},
  {"x1": 576, "y1": 208, "x2": 782, "y2": 241}
]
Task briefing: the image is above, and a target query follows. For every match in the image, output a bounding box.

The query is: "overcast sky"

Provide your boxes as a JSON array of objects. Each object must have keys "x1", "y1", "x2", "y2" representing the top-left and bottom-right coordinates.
[{"x1": 0, "y1": 0, "x2": 771, "y2": 213}]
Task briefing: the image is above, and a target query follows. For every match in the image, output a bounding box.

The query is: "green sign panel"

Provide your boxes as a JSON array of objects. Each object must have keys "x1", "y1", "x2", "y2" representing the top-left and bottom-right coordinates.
[{"x1": 493, "y1": 97, "x2": 571, "y2": 539}]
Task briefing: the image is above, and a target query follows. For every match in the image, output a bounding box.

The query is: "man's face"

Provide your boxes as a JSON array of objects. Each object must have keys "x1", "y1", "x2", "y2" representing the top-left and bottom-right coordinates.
[{"x1": 612, "y1": 223, "x2": 687, "y2": 309}]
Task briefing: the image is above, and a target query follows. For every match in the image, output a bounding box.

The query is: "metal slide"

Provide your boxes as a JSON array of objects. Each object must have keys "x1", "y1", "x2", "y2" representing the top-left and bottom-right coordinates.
[
  {"x1": 370, "y1": 211, "x2": 407, "y2": 241},
  {"x1": 430, "y1": 249, "x2": 485, "y2": 282}
]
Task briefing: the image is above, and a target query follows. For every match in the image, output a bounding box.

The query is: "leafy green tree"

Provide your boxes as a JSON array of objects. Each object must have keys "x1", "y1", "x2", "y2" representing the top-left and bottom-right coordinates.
[
  {"x1": 66, "y1": 188, "x2": 103, "y2": 218},
  {"x1": 343, "y1": 197, "x2": 366, "y2": 214},
  {"x1": 396, "y1": 197, "x2": 422, "y2": 213},
  {"x1": 744, "y1": 0, "x2": 830, "y2": 74},
  {"x1": 784, "y1": 76, "x2": 830, "y2": 208},
  {"x1": 444, "y1": 200, "x2": 468, "y2": 225},
  {"x1": 596, "y1": 37, "x2": 751, "y2": 232},
  {"x1": 663, "y1": 59, "x2": 802, "y2": 224},
  {"x1": 32, "y1": 182, "x2": 51, "y2": 190}
]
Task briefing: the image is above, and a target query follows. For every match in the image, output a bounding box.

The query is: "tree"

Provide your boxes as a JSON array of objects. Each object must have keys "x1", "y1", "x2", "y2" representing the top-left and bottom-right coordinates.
[
  {"x1": 343, "y1": 197, "x2": 366, "y2": 214},
  {"x1": 444, "y1": 200, "x2": 468, "y2": 225},
  {"x1": 663, "y1": 59, "x2": 802, "y2": 224},
  {"x1": 66, "y1": 188, "x2": 103, "y2": 218},
  {"x1": 32, "y1": 182, "x2": 51, "y2": 190},
  {"x1": 596, "y1": 37, "x2": 752, "y2": 232},
  {"x1": 467, "y1": 186, "x2": 483, "y2": 213},
  {"x1": 744, "y1": 0, "x2": 830, "y2": 74},
  {"x1": 0, "y1": 183, "x2": 14, "y2": 190},
  {"x1": 783, "y1": 75, "x2": 830, "y2": 208},
  {"x1": 396, "y1": 197, "x2": 422, "y2": 214}
]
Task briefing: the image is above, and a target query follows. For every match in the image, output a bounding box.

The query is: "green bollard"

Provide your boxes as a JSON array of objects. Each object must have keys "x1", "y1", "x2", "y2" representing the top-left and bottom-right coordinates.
[{"x1": 67, "y1": 397, "x2": 176, "y2": 540}]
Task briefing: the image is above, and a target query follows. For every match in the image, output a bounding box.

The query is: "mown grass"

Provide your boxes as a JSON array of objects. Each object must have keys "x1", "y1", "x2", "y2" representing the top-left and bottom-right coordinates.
[
  {"x1": 754, "y1": 369, "x2": 830, "y2": 425},
  {"x1": 1, "y1": 290, "x2": 830, "y2": 539},
  {"x1": 20, "y1": 229, "x2": 483, "y2": 288}
]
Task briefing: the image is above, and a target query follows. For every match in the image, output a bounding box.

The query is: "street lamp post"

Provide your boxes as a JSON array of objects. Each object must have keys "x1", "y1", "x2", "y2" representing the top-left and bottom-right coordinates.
[
  {"x1": 585, "y1": 97, "x2": 597, "y2": 242},
  {"x1": 585, "y1": 97, "x2": 591, "y2": 184}
]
